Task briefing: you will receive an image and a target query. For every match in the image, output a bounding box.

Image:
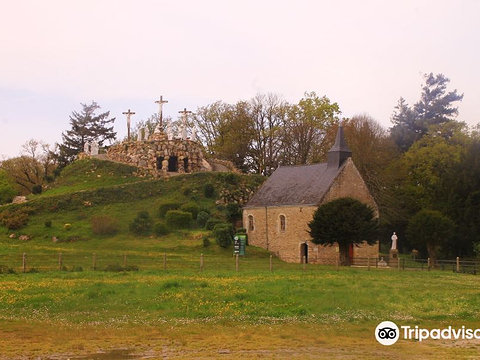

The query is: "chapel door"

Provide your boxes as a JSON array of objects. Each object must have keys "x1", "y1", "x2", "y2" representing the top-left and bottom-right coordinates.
[{"x1": 300, "y1": 243, "x2": 308, "y2": 264}]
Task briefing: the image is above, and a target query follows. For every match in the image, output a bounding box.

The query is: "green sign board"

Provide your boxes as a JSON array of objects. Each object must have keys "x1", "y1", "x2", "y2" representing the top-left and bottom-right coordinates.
[{"x1": 233, "y1": 234, "x2": 247, "y2": 256}]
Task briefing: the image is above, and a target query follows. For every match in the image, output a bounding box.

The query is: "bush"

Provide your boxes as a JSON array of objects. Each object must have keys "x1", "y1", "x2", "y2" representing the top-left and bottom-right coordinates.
[
  {"x1": 165, "y1": 210, "x2": 192, "y2": 229},
  {"x1": 205, "y1": 218, "x2": 223, "y2": 230},
  {"x1": 0, "y1": 265, "x2": 16, "y2": 274},
  {"x1": 181, "y1": 186, "x2": 192, "y2": 196},
  {"x1": 202, "y1": 236, "x2": 211, "y2": 248},
  {"x1": 226, "y1": 202, "x2": 242, "y2": 221},
  {"x1": 213, "y1": 223, "x2": 234, "y2": 248},
  {"x1": 158, "y1": 202, "x2": 181, "y2": 218},
  {"x1": 91, "y1": 216, "x2": 118, "y2": 235},
  {"x1": 203, "y1": 183, "x2": 215, "y2": 198},
  {"x1": 32, "y1": 185, "x2": 43, "y2": 195},
  {"x1": 129, "y1": 210, "x2": 154, "y2": 235},
  {"x1": 197, "y1": 211, "x2": 210, "y2": 227},
  {"x1": 0, "y1": 211, "x2": 29, "y2": 230},
  {"x1": 154, "y1": 222, "x2": 169, "y2": 236},
  {"x1": 180, "y1": 203, "x2": 200, "y2": 218},
  {"x1": 44, "y1": 220, "x2": 52, "y2": 228},
  {"x1": 104, "y1": 264, "x2": 139, "y2": 272}
]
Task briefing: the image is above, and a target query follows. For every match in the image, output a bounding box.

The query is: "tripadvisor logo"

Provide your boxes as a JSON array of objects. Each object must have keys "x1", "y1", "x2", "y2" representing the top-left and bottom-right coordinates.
[{"x1": 375, "y1": 321, "x2": 399, "y2": 346}]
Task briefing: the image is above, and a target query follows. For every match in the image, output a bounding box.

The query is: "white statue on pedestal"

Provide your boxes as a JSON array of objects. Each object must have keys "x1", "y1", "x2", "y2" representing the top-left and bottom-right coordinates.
[
  {"x1": 137, "y1": 128, "x2": 143, "y2": 141},
  {"x1": 191, "y1": 127, "x2": 197, "y2": 142},
  {"x1": 166, "y1": 122, "x2": 173, "y2": 140},
  {"x1": 144, "y1": 127, "x2": 150, "y2": 140},
  {"x1": 90, "y1": 140, "x2": 99, "y2": 155},
  {"x1": 84, "y1": 141, "x2": 90, "y2": 154},
  {"x1": 180, "y1": 125, "x2": 187, "y2": 140},
  {"x1": 391, "y1": 232, "x2": 398, "y2": 250}
]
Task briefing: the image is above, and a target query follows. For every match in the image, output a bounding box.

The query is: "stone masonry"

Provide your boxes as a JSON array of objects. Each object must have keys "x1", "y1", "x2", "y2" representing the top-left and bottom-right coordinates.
[{"x1": 107, "y1": 132, "x2": 205, "y2": 177}]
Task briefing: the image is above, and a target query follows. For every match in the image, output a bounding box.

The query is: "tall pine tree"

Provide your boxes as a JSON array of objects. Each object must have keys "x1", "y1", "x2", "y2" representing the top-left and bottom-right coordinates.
[
  {"x1": 390, "y1": 73, "x2": 463, "y2": 152},
  {"x1": 58, "y1": 101, "x2": 116, "y2": 165}
]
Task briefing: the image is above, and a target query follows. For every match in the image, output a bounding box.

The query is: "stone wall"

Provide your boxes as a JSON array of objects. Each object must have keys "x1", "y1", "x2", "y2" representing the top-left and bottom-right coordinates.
[
  {"x1": 243, "y1": 158, "x2": 379, "y2": 264},
  {"x1": 107, "y1": 137, "x2": 205, "y2": 177}
]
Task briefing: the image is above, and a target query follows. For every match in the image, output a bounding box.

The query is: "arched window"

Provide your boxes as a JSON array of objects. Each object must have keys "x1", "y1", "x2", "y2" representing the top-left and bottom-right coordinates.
[
  {"x1": 279, "y1": 215, "x2": 286, "y2": 232},
  {"x1": 248, "y1": 215, "x2": 254, "y2": 231}
]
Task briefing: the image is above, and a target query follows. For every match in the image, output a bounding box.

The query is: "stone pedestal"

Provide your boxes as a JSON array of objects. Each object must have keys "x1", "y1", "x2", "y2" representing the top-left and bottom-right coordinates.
[{"x1": 389, "y1": 249, "x2": 399, "y2": 267}]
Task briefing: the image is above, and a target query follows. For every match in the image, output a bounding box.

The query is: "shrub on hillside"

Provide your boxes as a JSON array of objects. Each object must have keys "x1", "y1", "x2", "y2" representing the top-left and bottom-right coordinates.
[
  {"x1": 197, "y1": 211, "x2": 210, "y2": 227},
  {"x1": 154, "y1": 222, "x2": 169, "y2": 236},
  {"x1": 180, "y1": 203, "x2": 200, "y2": 219},
  {"x1": 165, "y1": 210, "x2": 192, "y2": 229},
  {"x1": 181, "y1": 185, "x2": 192, "y2": 196},
  {"x1": 32, "y1": 185, "x2": 42, "y2": 195},
  {"x1": 226, "y1": 202, "x2": 242, "y2": 221},
  {"x1": 158, "y1": 202, "x2": 181, "y2": 218},
  {"x1": 202, "y1": 236, "x2": 211, "y2": 248},
  {"x1": 130, "y1": 210, "x2": 154, "y2": 235},
  {"x1": 203, "y1": 183, "x2": 215, "y2": 198},
  {"x1": 205, "y1": 218, "x2": 223, "y2": 230},
  {"x1": 91, "y1": 215, "x2": 118, "y2": 236},
  {"x1": 0, "y1": 207, "x2": 32, "y2": 230},
  {"x1": 213, "y1": 223, "x2": 234, "y2": 248}
]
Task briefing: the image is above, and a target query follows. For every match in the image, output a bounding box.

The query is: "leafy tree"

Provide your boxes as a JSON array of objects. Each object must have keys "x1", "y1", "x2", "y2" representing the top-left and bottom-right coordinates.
[
  {"x1": 284, "y1": 92, "x2": 340, "y2": 165},
  {"x1": 0, "y1": 139, "x2": 56, "y2": 194},
  {"x1": 406, "y1": 209, "x2": 455, "y2": 265},
  {"x1": 308, "y1": 197, "x2": 379, "y2": 266},
  {"x1": 58, "y1": 101, "x2": 116, "y2": 165},
  {"x1": 390, "y1": 73, "x2": 463, "y2": 152},
  {"x1": 441, "y1": 137, "x2": 480, "y2": 256},
  {"x1": 0, "y1": 170, "x2": 17, "y2": 204}
]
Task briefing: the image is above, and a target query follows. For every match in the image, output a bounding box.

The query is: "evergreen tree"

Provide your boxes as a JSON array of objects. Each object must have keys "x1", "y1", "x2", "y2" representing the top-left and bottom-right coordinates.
[
  {"x1": 390, "y1": 73, "x2": 463, "y2": 152},
  {"x1": 308, "y1": 197, "x2": 379, "y2": 266},
  {"x1": 58, "y1": 101, "x2": 116, "y2": 165}
]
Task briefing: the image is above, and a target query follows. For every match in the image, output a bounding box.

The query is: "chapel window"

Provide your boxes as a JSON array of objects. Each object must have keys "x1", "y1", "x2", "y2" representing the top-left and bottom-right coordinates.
[
  {"x1": 248, "y1": 215, "x2": 254, "y2": 231},
  {"x1": 279, "y1": 215, "x2": 286, "y2": 232}
]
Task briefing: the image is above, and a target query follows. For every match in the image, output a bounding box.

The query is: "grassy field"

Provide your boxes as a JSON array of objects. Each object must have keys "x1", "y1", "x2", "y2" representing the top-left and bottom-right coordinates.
[
  {"x1": 0, "y1": 266, "x2": 479, "y2": 358},
  {"x1": 1, "y1": 159, "x2": 479, "y2": 358}
]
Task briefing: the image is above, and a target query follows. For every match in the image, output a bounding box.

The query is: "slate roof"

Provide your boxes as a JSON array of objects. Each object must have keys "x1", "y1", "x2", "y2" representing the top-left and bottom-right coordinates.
[{"x1": 244, "y1": 162, "x2": 345, "y2": 207}]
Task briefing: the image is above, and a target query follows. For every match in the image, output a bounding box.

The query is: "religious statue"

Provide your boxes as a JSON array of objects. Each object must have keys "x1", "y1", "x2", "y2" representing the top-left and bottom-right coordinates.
[
  {"x1": 166, "y1": 122, "x2": 173, "y2": 140},
  {"x1": 180, "y1": 124, "x2": 187, "y2": 140},
  {"x1": 90, "y1": 141, "x2": 99, "y2": 155},
  {"x1": 191, "y1": 127, "x2": 197, "y2": 142},
  {"x1": 84, "y1": 141, "x2": 90, "y2": 154},
  {"x1": 391, "y1": 232, "x2": 398, "y2": 250},
  {"x1": 137, "y1": 128, "x2": 143, "y2": 141}
]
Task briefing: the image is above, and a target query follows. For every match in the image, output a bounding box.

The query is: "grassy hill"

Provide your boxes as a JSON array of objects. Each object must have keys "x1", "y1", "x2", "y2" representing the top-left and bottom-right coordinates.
[
  {"x1": 1, "y1": 160, "x2": 479, "y2": 358},
  {"x1": 0, "y1": 158, "x2": 266, "y2": 264}
]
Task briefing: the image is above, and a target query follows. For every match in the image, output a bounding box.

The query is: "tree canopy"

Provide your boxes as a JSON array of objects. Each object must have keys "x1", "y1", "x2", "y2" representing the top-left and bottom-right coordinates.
[
  {"x1": 58, "y1": 101, "x2": 116, "y2": 166},
  {"x1": 390, "y1": 73, "x2": 463, "y2": 152},
  {"x1": 308, "y1": 197, "x2": 379, "y2": 265},
  {"x1": 406, "y1": 209, "x2": 455, "y2": 265}
]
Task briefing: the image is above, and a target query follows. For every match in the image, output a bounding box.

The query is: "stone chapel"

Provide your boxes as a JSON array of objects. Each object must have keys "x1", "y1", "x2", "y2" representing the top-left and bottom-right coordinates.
[{"x1": 242, "y1": 124, "x2": 379, "y2": 264}]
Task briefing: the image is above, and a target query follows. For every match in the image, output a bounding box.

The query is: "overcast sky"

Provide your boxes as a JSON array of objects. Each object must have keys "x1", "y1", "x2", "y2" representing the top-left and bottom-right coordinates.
[{"x1": 1, "y1": 0, "x2": 479, "y2": 158}]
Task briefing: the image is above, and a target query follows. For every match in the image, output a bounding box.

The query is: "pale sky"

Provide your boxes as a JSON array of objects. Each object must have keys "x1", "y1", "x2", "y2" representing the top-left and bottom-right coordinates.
[{"x1": 1, "y1": 0, "x2": 479, "y2": 158}]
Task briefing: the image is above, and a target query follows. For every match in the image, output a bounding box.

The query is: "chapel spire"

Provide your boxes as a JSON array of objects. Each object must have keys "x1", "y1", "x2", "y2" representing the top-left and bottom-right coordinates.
[{"x1": 327, "y1": 122, "x2": 352, "y2": 169}]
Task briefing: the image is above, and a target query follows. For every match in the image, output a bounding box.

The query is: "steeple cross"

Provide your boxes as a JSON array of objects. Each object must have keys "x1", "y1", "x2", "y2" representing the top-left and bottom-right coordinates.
[{"x1": 122, "y1": 109, "x2": 136, "y2": 141}]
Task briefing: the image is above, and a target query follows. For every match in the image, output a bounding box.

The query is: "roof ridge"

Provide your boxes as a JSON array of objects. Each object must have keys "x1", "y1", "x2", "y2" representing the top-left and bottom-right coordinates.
[{"x1": 277, "y1": 162, "x2": 326, "y2": 169}]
